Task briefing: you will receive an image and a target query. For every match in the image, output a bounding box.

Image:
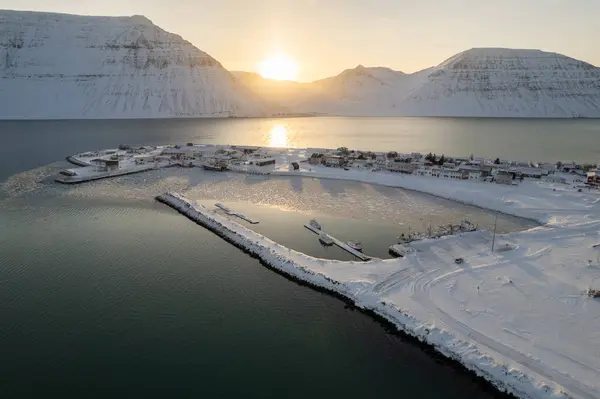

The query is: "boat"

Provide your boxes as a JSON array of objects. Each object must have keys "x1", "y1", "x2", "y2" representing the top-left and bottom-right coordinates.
[
  {"x1": 319, "y1": 232, "x2": 334, "y2": 246},
  {"x1": 309, "y1": 219, "x2": 322, "y2": 230},
  {"x1": 346, "y1": 240, "x2": 363, "y2": 251}
]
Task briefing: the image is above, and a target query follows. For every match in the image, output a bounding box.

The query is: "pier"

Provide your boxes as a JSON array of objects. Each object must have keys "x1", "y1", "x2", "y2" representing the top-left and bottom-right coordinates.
[
  {"x1": 303, "y1": 223, "x2": 370, "y2": 261},
  {"x1": 215, "y1": 203, "x2": 259, "y2": 224},
  {"x1": 55, "y1": 165, "x2": 156, "y2": 184}
]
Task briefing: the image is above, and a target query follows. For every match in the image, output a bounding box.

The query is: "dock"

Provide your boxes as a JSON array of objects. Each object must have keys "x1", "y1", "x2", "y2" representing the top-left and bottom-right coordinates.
[
  {"x1": 303, "y1": 223, "x2": 370, "y2": 261},
  {"x1": 55, "y1": 165, "x2": 155, "y2": 184},
  {"x1": 215, "y1": 203, "x2": 259, "y2": 224}
]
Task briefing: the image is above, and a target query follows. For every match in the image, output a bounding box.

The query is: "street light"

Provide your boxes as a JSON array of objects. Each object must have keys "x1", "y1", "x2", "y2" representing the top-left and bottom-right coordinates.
[{"x1": 491, "y1": 211, "x2": 499, "y2": 252}]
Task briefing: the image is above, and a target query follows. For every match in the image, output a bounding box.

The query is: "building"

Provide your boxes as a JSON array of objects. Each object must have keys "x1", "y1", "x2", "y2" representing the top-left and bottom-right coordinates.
[
  {"x1": 467, "y1": 170, "x2": 482, "y2": 180},
  {"x1": 386, "y1": 162, "x2": 417, "y2": 174},
  {"x1": 509, "y1": 166, "x2": 545, "y2": 178},
  {"x1": 587, "y1": 172, "x2": 600, "y2": 186},
  {"x1": 250, "y1": 158, "x2": 276, "y2": 167},
  {"x1": 309, "y1": 153, "x2": 324, "y2": 165},
  {"x1": 92, "y1": 159, "x2": 119, "y2": 172},
  {"x1": 325, "y1": 155, "x2": 344, "y2": 167},
  {"x1": 440, "y1": 168, "x2": 465, "y2": 179},
  {"x1": 495, "y1": 171, "x2": 514, "y2": 185}
]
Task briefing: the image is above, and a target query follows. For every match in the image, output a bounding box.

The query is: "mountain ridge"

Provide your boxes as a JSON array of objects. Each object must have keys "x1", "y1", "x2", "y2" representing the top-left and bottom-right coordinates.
[
  {"x1": 235, "y1": 47, "x2": 600, "y2": 118},
  {"x1": 0, "y1": 9, "x2": 277, "y2": 119}
]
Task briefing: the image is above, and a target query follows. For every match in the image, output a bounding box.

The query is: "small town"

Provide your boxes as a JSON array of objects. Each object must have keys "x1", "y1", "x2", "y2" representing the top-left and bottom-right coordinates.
[{"x1": 57, "y1": 143, "x2": 600, "y2": 189}]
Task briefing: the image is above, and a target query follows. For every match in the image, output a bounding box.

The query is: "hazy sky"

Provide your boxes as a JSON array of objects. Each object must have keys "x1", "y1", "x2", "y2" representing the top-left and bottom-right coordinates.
[{"x1": 2, "y1": 0, "x2": 600, "y2": 81}]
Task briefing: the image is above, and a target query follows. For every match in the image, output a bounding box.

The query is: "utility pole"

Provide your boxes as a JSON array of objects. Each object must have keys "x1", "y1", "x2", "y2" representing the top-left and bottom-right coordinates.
[{"x1": 491, "y1": 211, "x2": 498, "y2": 252}]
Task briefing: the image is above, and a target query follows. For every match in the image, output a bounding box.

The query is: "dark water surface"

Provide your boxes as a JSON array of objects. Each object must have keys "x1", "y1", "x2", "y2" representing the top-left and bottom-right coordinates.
[{"x1": 0, "y1": 118, "x2": 545, "y2": 398}]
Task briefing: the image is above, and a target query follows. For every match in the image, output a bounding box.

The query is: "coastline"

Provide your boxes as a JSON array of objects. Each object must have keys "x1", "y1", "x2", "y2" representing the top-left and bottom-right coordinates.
[
  {"x1": 156, "y1": 193, "x2": 517, "y2": 398},
  {"x1": 62, "y1": 146, "x2": 600, "y2": 399},
  {"x1": 156, "y1": 192, "x2": 599, "y2": 399}
]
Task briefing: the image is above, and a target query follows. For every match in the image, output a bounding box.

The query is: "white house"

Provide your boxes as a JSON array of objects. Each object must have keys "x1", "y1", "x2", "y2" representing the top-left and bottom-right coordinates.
[
  {"x1": 386, "y1": 162, "x2": 417, "y2": 174},
  {"x1": 441, "y1": 168, "x2": 464, "y2": 179}
]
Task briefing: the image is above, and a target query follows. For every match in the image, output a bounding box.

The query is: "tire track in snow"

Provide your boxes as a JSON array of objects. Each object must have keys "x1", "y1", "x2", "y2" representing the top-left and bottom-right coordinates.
[{"x1": 409, "y1": 266, "x2": 598, "y2": 399}]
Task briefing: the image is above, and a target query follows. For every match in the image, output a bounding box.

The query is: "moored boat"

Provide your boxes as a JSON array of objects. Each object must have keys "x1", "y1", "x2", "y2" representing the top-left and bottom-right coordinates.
[
  {"x1": 319, "y1": 232, "x2": 334, "y2": 246},
  {"x1": 346, "y1": 240, "x2": 363, "y2": 251},
  {"x1": 309, "y1": 219, "x2": 322, "y2": 230}
]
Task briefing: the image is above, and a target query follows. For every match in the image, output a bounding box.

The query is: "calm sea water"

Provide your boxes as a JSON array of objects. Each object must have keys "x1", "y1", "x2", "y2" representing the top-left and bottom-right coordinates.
[
  {"x1": 1, "y1": 117, "x2": 600, "y2": 182},
  {"x1": 0, "y1": 117, "x2": 560, "y2": 398}
]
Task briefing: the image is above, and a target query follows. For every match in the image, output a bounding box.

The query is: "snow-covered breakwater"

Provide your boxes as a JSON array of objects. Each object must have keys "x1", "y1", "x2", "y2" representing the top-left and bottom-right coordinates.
[
  {"x1": 157, "y1": 192, "x2": 595, "y2": 399},
  {"x1": 155, "y1": 192, "x2": 354, "y2": 294}
]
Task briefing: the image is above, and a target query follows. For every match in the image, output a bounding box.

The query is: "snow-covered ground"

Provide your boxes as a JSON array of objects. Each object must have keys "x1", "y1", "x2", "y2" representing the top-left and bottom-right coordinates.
[
  {"x1": 70, "y1": 146, "x2": 600, "y2": 398},
  {"x1": 157, "y1": 185, "x2": 600, "y2": 399}
]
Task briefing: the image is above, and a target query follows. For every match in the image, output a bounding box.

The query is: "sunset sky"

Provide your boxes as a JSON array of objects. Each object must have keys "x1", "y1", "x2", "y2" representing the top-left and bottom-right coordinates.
[{"x1": 3, "y1": 0, "x2": 600, "y2": 81}]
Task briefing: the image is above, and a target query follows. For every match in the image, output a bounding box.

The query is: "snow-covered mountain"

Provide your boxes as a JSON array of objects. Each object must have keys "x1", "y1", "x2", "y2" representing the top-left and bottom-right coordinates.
[
  {"x1": 398, "y1": 48, "x2": 600, "y2": 117},
  {"x1": 0, "y1": 10, "x2": 275, "y2": 119},
  {"x1": 303, "y1": 65, "x2": 431, "y2": 115},
  {"x1": 238, "y1": 48, "x2": 600, "y2": 118}
]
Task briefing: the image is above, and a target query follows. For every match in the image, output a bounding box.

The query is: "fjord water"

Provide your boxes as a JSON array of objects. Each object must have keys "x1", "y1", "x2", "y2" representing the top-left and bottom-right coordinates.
[
  {"x1": 0, "y1": 117, "x2": 585, "y2": 398},
  {"x1": 2, "y1": 116, "x2": 600, "y2": 182}
]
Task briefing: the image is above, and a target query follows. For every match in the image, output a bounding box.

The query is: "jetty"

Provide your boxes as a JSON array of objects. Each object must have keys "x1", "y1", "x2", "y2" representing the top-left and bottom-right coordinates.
[
  {"x1": 215, "y1": 203, "x2": 259, "y2": 224},
  {"x1": 303, "y1": 223, "x2": 370, "y2": 261},
  {"x1": 55, "y1": 164, "x2": 156, "y2": 184}
]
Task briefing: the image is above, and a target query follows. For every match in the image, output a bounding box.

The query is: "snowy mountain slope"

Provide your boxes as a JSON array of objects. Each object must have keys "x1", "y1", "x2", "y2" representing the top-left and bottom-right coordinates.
[
  {"x1": 0, "y1": 10, "x2": 275, "y2": 119},
  {"x1": 398, "y1": 48, "x2": 600, "y2": 118},
  {"x1": 304, "y1": 65, "x2": 431, "y2": 115},
  {"x1": 237, "y1": 48, "x2": 600, "y2": 118}
]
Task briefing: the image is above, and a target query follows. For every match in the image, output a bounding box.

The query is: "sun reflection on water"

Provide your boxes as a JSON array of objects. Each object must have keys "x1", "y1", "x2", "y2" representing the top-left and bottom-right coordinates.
[{"x1": 268, "y1": 124, "x2": 289, "y2": 148}]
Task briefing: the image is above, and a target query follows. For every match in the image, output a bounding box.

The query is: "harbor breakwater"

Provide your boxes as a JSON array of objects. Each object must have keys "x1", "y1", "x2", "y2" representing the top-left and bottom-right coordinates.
[{"x1": 156, "y1": 192, "x2": 560, "y2": 399}]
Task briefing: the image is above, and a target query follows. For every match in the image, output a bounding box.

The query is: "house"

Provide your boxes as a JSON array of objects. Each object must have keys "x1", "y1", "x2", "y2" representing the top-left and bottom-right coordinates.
[
  {"x1": 232, "y1": 145, "x2": 259, "y2": 154},
  {"x1": 467, "y1": 170, "x2": 482, "y2": 180},
  {"x1": 416, "y1": 166, "x2": 441, "y2": 177},
  {"x1": 325, "y1": 155, "x2": 344, "y2": 167},
  {"x1": 509, "y1": 167, "x2": 544, "y2": 178},
  {"x1": 495, "y1": 171, "x2": 514, "y2": 185},
  {"x1": 386, "y1": 162, "x2": 417, "y2": 174},
  {"x1": 587, "y1": 172, "x2": 600, "y2": 186},
  {"x1": 309, "y1": 153, "x2": 324, "y2": 165},
  {"x1": 560, "y1": 162, "x2": 577, "y2": 173},
  {"x1": 250, "y1": 158, "x2": 276, "y2": 167},
  {"x1": 441, "y1": 168, "x2": 465, "y2": 179}
]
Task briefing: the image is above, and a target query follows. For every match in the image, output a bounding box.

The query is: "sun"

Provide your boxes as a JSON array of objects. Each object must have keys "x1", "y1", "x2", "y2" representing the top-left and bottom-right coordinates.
[{"x1": 259, "y1": 53, "x2": 299, "y2": 81}]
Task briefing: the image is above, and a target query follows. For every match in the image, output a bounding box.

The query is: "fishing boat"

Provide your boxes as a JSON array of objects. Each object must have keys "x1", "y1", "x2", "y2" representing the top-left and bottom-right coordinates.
[
  {"x1": 346, "y1": 240, "x2": 363, "y2": 252},
  {"x1": 309, "y1": 219, "x2": 322, "y2": 230},
  {"x1": 319, "y1": 232, "x2": 334, "y2": 246}
]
